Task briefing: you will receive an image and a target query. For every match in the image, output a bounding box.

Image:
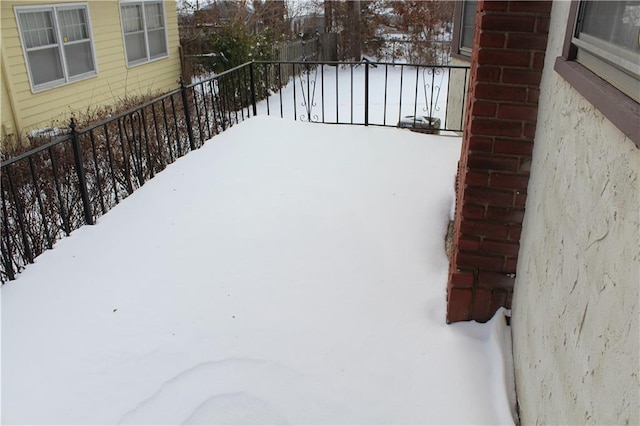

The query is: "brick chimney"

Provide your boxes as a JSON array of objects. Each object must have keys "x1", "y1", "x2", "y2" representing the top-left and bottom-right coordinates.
[{"x1": 447, "y1": 0, "x2": 552, "y2": 323}]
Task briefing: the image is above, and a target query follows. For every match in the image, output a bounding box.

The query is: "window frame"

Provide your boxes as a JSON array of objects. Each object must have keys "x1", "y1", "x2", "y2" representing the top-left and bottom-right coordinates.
[
  {"x1": 555, "y1": 1, "x2": 640, "y2": 146},
  {"x1": 119, "y1": 0, "x2": 169, "y2": 67},
  {"x1": 451, "y1": 0, "x2": 477, "y2": 61},
  {"x1": 14, "y1": 3, "x2": 98, "y2": 93},
  {"x1": 573, "y1": 1, "x2": 640, "y2": 102}
]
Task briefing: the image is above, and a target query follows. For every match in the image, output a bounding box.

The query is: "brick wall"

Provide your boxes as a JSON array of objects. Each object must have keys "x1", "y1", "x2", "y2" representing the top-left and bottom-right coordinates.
[{"x1": 447, "y1": 0, "x2": 551, "y2": 323}]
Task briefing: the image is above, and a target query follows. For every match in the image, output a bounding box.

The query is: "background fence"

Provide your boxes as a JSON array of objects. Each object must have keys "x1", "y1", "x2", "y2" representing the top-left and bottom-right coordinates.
[
  {"x1": 183, "y1": 33, "x2": 338, "y2": 84},
  {"x1": 1, "y1": 59, "x2": 469, "y2": 282},
  {"x1": 271, "y1": 33, "x2": 338, "y2": 62}
]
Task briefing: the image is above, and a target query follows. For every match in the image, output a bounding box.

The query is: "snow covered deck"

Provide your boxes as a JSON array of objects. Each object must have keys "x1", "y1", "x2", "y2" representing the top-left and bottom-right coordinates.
[{"x1": 1, "y1": 117, "x2": 515, "y2": 424}]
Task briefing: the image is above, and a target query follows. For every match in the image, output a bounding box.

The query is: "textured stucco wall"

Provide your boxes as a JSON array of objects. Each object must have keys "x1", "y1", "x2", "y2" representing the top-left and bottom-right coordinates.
[
  {"x1": 445, "y1": 57, "x2": 470, "y2": 133},
  {"x1": 511, "y1": 1, "x2": 640, "y2": 425}
]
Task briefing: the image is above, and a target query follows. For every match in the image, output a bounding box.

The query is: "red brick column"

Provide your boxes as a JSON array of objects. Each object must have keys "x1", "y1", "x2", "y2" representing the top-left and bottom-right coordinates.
[{"x1": 447, "y1": 0, "x2": 551, "y2": 323}]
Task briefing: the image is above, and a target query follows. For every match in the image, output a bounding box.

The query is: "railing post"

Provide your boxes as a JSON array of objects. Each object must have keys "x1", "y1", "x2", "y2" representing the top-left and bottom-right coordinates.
[
  {"x1": 249, "y1": 62, "x2": 258, "y2": 117},
  {"x1": 70, "y1": 117, "x2": 94, "y2": 226},
  {"x1": 6, "y1": 168, "x2": 33, "y2": 264},
  {"x1": 305, "y1": 62, "x2": 311, "y2": 122},
  {"x1": 180, "y1": 77, "x2": 196, "y2": 151},
  {"x1": 1, "y1": 191, "x2": 16, "y2": 280},
  {"x1": 364, "y1": 61, "x2": 369, "y2": 126}
]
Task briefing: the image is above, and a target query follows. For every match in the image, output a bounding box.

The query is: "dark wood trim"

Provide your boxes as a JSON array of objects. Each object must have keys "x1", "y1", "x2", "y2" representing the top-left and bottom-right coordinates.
[
  {"x1": 555, "y1": 0, "x2": 639, "y2": 148},
  {"x1": 561, "y1": 1, "x2": 580, "y2": 59},
  {"x1": 554, "y1": 57, "x2": 640, "y2": 148},
  {"x1": 451, "y1": 52, "x2": 472, "y2": 62},
  {"x1": 451, "y1": 1, "x2": 465, "y2": 57}
]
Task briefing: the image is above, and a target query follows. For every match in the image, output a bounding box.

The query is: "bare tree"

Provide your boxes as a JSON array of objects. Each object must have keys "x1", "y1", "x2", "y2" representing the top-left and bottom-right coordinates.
[
  {"x1": 321, "y1": 0, "x2": 388, "y2": 60},
  {"x1": 385, "y1": 0, "x2": 454, "y2": 64}
]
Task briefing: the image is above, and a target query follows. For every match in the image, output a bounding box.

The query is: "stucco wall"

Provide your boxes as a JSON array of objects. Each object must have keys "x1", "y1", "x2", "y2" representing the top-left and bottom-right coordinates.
[
  {"x1": 511, "y1": 1, "x2": 640, "y2": 425},
  {"x1": 445, "y1": 56, "x2": 469, "y2": 133}
]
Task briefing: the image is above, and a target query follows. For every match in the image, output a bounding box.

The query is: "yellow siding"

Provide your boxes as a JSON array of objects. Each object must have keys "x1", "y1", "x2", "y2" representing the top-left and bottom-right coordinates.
[
  {"x1": 1, "y1": 60, "x2": 18, "y2": 141},
  {"x1": 1, "y1": 0, "x2": 181, "y2": 137}
]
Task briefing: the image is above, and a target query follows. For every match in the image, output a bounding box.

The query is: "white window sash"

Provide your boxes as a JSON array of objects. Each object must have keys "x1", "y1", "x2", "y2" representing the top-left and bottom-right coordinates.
[
  {"x1": 120, "y1": 1, "x2": 168, "y2": 66},
  {"x1": 572, "y1": 34, "x2": 640, "y2": 80},
  {"x1": 570, "y1": 1, "x2": 640, "y2": 102},
  {"x1": 15, "y1": 3, "x2": 97, "y2": 92}
]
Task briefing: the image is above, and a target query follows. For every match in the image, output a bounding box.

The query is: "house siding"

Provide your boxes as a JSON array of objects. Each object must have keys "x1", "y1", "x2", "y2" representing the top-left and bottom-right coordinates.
[
  {"x1": 1, "y1": 0, "x2": 181, "y2": 139},
  {"x1": 1, "y1": 66, "x2": 17, "y2": 137},
  {"x1": 511, "y1": 1, "x2": 640, "y2": 424}
]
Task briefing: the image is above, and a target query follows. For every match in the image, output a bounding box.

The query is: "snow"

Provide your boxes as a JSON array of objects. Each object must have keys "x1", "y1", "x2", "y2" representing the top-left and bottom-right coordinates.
[
  {"x1": 1, "y1": 116, "x2": 516, "y2": 425},
  {"x1": 27, "y1": 126, "x2": 64, "y2": 139}
]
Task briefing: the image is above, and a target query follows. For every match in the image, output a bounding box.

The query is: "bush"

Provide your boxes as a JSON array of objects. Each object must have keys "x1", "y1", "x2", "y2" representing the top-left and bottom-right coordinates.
[
  {"x1": 207, "y1": 23, "x2": 274, "y2": 73},
  {"x1": 0, "y1": 91, "x2": 194, "y2": 282},
  {"x1": 1, "y1": 61, "x2": 269, "y2": 283}
]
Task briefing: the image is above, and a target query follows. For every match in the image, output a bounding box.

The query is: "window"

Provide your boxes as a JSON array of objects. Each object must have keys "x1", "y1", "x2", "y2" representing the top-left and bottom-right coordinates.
[
  {"x1": 452, "y1": 1, "x2": 478, "y2": 59},
  {"x1": 573, "y1": 1, "x2": 640, "y2": 102},
  {"x1": 120, "y1": 1, "x2": 168, "y2": 66},
  {"x1": 555, "y1": 1, "x2": 640, "y2": 146},
  {"x1": 15, "y1": 4, "x2": 97, "y2": 92},
  {"x1": 459, "y1": 1, "x2": 478, "y2": 56}
]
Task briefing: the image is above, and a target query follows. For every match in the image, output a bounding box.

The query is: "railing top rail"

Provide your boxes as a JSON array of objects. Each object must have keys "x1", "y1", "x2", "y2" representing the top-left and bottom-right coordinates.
[
  {"x1": 1, "y1": 54, "x2": 471, "y2": 283},
  {"x1": 252, "y1": 60, "x2": 471, "y2": 69},
  {"x1": 186, "y1": 59, "x2": 472, "y2": 89},
  {"x1": 79, "y1": 88, "x2": 183, "y2": 134},
  {"x1": 185, "y1": 61, "x2": 254, "y2": 89},
  {"x1": 1, "y1": 133, "x2": 73, "y2": 168},
  {"x1": 3, "y1": 58, "x2": 471, "y2": 168},
  {"x1": 1, "y1": 88, "x2": 183, "y2": 168}
]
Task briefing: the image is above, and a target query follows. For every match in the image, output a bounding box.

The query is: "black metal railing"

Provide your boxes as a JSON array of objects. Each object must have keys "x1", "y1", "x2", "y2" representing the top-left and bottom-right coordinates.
[
  {"x1": 1, "y1": 60, "x2": 469, "y2": 282},
  {"x1": 249, "y1": 60, "x2": 470, "y2": 130}
]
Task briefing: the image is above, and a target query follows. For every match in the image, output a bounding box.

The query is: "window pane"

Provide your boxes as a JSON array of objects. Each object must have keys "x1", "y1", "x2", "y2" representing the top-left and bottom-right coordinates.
[
  {"x1": 27, "y1": 47, "x2": 64, "y2": 86},
  {"x1": 19, "y1": 11, "x2": 56, "y2": 48},
  {"x1": 580, "y1": 1, "x2": 640, "y2": 54},
  {"x1": 125, "y1": 32, "x2": 146, "y2": 63},
  {"x1": 122, "y1": 5, "x2": 143, "y2": 33},
  {"x1": 58, "y1": 8, "x2": 89, "y2": 42},
  {"x1": 147, "y1": 28, "x2": 167, "y2": 58},
  {"x1": 574, "y1": 1, "x2": 640, "y2": 102},
  {"x1": 461, "y1": 1, "x2": 477, "y2": 50},
  {"x1": 64, "y1": 41, "x2": 95, "y2": 76},
  {"x1": 144, "y1": 3, "x2": 164, "y2": 30}
]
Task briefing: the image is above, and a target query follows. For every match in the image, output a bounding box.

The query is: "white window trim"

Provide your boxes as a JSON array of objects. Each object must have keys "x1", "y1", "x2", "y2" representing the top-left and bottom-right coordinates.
[
  {"x1": 119, "y1": 0, "x2": 169, "y2": 68},
  {"x1": 14, "y1": 3, "x2": 98, "y2": 93}
]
